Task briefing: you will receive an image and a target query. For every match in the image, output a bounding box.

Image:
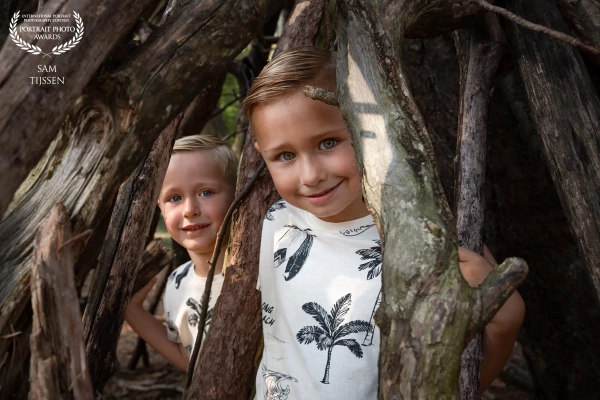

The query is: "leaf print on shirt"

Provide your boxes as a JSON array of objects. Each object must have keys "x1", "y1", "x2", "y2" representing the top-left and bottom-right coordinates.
[
  {"x1": 356, "y1": 240, "x2": 382, "y2": 346},
  {"x1": 168, "y1": 262, "x2": 192, "y2": 289},
  {"x1": 265, "y1": 199, "x2": 286, "y2": 221},
  {"x1": 274, "y1": 225, "x2": 315, "y2": 281},
  {"x1": 262, "y1": 365, "x2": 298, "y2": 400},
  {"x1": 296, "y1": 293, "x2": 372, "y2": 384},
  {"x1": 186, "y1": 296, "x2": 213, "y2": 335}
]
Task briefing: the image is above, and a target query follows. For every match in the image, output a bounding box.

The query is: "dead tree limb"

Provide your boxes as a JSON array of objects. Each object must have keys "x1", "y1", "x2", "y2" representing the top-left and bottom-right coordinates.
[
  {"x1": 82, "y1": 119, "x2": 178, "y2": 397},
  {"x1": 453, "y1": 25, "x2": 504, "y2": 400},
  {"x1": 0, "y1": 0, "x2": 155, "y2": 219},
  {"x1": 188, "y1": 1, "x2": 327, "y2": 398},
  {"x1": 29, "y1": 203, "x2": 93, "y2": 400},
  {"x1": 133, "y1": 239, "x2": 175, "y2": 295},
  {"x1": 504, "y1": 0, "x2": 600, "y2": 295}
]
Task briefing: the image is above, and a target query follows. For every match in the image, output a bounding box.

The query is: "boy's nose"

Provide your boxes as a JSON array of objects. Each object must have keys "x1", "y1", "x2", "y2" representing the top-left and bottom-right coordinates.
[
  {"x1": 183, "y1": 198, "x2": 201, "y2": 218},
  {"x1": 299, "y1": 156, "x2": 326, "y2": 187}
]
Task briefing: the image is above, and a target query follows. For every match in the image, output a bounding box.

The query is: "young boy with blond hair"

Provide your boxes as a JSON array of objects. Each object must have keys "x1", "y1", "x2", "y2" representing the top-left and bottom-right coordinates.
[
  {"x1": 125, "y1": 135, "x2": 237, "y2": 370},
  {"x1": 243, "y1": 46, "x2": 525, "y2": 398}
]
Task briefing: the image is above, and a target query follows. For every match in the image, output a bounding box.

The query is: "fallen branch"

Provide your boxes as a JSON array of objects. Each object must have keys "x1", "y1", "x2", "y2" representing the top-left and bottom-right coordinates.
[
  {"x1": 184, "y1": 160, "x2": 266, "y2": 390},
  {"x1": 472, "y1": 257, "x2": 528, "y2": 328},
  {"x1": 29, "y1": 203, "x2": 93, "y2": 400},
  {"x1": 471, "y1": 0, "x2": 600, "y2": 56}
]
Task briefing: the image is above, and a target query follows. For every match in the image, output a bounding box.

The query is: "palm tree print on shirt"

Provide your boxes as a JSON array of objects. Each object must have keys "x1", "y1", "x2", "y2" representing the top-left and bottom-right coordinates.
[
  {"x1": 296, "y1": 293, "x2": 372, "y2": 384},
  {"x1": 262, "y1": 365, "x2": 298, "y2": 400},
  {"x1": 274, "y1": 225, "x2": 315, "y2": 281},
  {"x1": 356, "y1": 239, "x2": 382, "y2": 345}
]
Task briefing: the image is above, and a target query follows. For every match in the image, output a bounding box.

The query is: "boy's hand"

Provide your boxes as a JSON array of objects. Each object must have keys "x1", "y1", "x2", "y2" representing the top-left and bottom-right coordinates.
[
  {"x1": 128, "y1": 277, "x2": 157, "y2": 309},
  {"x1": 458, "y1": 247, "x2": 494, "y2": 288}
]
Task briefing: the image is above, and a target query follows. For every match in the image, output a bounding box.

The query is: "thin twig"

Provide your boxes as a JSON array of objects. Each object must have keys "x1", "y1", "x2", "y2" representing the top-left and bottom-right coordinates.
[
  {"x1": 304, "y1": 85, "x2": 339, "y2": 107},
  {"x1": 222, "y1": 129, "x2": 245, "y2": 141},
  {"x1": 57, "y1": 229, "x2": 93, "y2": 252},
  {"x1": 184, "y1": 160, "x2": 267, "y2": 390},
  {"x1": 471, "y1": 0, "x2": 600, "y2": 56},
  {"x1": 209, "y1": 95, "x2": 242, "y2": 119}
]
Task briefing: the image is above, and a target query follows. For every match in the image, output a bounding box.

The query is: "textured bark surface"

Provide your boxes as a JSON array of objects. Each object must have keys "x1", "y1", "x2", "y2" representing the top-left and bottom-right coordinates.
[
  {"x1": 29, "y1": 203, "x2": 93, "y2": 400},
  {"x1": 132, "y1": 239, "x2": 174, "y2": 295},
  {"x1": 337, "y1": 2, "x2": 471, "y2": 398},
  {"x1": 82, "y1": 121, "x2": 177, "y2": 397},
  {"x1": 486, "y1": 70, "x2": 600, "y2": 398},
  {"x1": 504, "y1": 0, "x2": 600, "y2": 297},
  {"x1": 0, "y1": 0, "x2": 155, "y2": 219},
  {"x1": 0, "y1": 1, "x2": 279, "y2": 395},
  {"x1": 453, "y1": 27, "x2": 503, "y2": 400},
  {"x1": 188, "y1": 1, "x2": 327, "y2": 398}
]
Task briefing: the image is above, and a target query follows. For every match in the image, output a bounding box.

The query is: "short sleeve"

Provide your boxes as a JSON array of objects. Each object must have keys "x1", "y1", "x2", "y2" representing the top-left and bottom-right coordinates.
[{"x1": 163, "y1": 281, "x2": 181, "y2": 343}]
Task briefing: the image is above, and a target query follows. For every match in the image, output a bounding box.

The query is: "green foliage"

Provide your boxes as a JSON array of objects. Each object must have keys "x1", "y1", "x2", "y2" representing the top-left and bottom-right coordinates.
[{"x1": 218, "y1": 73, "x2": 241, "y2": 134}]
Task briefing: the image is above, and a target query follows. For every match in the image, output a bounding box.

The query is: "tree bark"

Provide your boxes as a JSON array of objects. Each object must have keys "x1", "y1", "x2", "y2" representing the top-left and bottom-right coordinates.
[
  {"x1": 0, "y1": 0, "x2": 155, "y2": 219},
  {"x1": 453, "y1": 26, "x2": 503, "y2": 400},
  {"x1": 503, "y1": 0, "x2": 600, "y2": 299},
  {"x1": 0, "y1": 0, "x2": 280, "y2": 395},
  {"x1": 29, "y1": 203, "x2": 93, "y2": 400},
  {"x1": 337, "y1": 1, "x2": 524, "y2": 398},
  {"x1": 188, "y1": 1, "x2": 327, "y2": 398},
  {"x1": 82, "y1": 120, "x2": 177, "y2": 397},
  {"x1": 132, "y1": 239, "x2": 174, "y2": 295}
]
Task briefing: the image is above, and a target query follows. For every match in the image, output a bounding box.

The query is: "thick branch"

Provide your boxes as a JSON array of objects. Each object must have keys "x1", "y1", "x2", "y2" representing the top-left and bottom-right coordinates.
[
  {"x1": 473, "y1": 257, "x2": 528, "y2": 328},
  {"x1": 29, "y1": 203, "x2": 93, "y2": 400},
  {"x1": 132, "y1": 239, "x2": 174, "y2": 295},
  {"x1": 504, "y1": 0, "x2": 600, "y2": 295},
  {"x1": 82, "y1": 119, "x2": 178, "y2": 396}
]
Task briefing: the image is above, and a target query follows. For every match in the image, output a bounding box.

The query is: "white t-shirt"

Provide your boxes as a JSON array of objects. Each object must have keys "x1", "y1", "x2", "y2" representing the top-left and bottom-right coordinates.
[
  {"x1": 163, "y1": 260, "x2": 224, "y2": 355},
  {"x1": 256, "y1": 200, "x2": 382, "y2": 400}
]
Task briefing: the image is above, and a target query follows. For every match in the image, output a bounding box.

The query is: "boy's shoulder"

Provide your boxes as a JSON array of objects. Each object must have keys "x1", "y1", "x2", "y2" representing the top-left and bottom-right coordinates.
[{"x1": 166, "y1": 260, "x2": 194, "y2": 291}]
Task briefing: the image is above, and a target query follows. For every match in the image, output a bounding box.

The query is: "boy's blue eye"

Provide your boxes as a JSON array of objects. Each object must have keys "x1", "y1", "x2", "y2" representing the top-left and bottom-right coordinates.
[
  {"x1": 200, "y1": 190, "x2": 213, "y2": 197},
  {"x1": 319, "y1": 139, "x2": 338, "y2": 150},
  {"x1": 169, "y1": 195, "x2": 182, "y2": 203},
  {"x1": 279, "y1": 152, "x2": 295, "y2": 162}
]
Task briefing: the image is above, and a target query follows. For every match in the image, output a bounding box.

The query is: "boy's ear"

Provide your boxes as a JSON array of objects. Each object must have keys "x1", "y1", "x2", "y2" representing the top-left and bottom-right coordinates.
[{"x1": 254, "y1": 141, "x2": 262, "y2": 155}]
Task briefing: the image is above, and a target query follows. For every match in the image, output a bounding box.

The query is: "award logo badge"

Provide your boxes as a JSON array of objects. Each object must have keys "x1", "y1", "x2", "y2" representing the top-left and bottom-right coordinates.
[{"x1": 9, "y1": 11, "x2": 84, "y2": 85}]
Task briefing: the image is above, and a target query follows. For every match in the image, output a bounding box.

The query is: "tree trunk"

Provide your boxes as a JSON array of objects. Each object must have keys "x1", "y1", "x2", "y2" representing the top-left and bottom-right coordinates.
[
  {"x1": 336, "y1": 1, "x2": 525, "y2": 398},
  {"x1": 503, "y1": 0, "x2": 600, "y2": 302},
  {"x1": 453, "y1": 25, "x2": 503, "y2": 400},
  {"x1": 0, "y1": 0, "x2": 155, "y2": 219},
  {"x1": 187, "y1": 1, "x2": 327, "y2": 398},
  {"x1": 0, "y1": 0, "x2": 280, "y2": 395},
  {"x1": 82, "y1": 120, "x2": 176, "y2": 397},
  {"x1": 29, "y1": 203, "x2": 93, "y2": 400}
]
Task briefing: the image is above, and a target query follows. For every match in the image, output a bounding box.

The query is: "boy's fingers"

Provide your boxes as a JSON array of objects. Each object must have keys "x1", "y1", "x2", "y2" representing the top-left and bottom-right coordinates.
[
  {"x1": 458, "y1": 246, "x2": 478, "y2": 262},
  {"x1": 482, "y1": 244, "x2": 498, "y2": 267}
]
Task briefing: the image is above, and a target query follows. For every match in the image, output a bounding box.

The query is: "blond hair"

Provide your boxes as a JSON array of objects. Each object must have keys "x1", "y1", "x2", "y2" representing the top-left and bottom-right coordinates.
[
  {"x1": 242, "y1": 46, "x2": 336, "y2": 118},
  {"x1": 173, "y1": 135, "x2": 238, "y2": 186}
]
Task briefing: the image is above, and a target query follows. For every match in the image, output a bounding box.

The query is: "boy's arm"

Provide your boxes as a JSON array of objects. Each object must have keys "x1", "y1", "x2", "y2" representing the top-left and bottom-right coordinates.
[
  {"x1": 125, "y1": 278, "x2": 189, "y2": 371},
  {"x1": 458, "y1": 246, "x2": 526, "y2": 392}
]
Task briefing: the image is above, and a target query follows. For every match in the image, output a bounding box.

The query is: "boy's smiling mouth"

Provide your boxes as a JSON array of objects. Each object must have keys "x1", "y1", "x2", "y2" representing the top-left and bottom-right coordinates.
[
  {"x1": 181, "y1": 223, "x2": 210, "y2": 231},
  {"x1": 304, "y1": 181, "x2": 342, "y2": 204}
]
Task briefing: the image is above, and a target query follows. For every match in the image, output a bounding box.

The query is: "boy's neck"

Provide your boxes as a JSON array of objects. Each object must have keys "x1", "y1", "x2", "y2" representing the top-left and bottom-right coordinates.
[{"x1": 188, "y1": 246, "x2": 226, "y2": 278}]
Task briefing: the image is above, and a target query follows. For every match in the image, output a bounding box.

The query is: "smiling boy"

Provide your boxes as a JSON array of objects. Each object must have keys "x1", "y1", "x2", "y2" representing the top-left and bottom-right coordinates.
[
  {"x1": 125, "y1": 135, "x2": 237, "y2": 370},
  {"x1": 244, "y1": 46, "x2": 525, "y2": 398}
]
